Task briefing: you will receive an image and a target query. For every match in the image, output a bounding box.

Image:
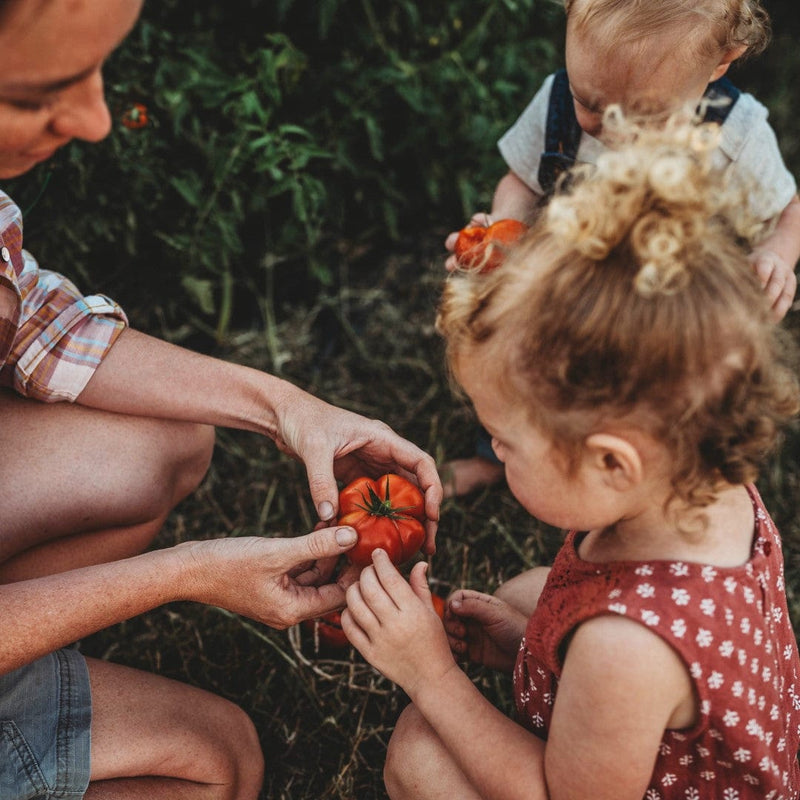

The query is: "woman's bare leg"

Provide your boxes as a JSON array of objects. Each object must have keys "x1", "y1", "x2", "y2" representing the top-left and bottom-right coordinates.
[
  {"x1": 85, "y1": 658, "x2": 264, "y2": 800},
  {"x1": 0, "y1": 391, "x2": 214, "y2": 582}
]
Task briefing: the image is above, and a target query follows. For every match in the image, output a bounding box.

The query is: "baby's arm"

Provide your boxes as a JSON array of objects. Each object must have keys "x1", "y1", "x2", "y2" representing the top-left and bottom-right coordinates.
[
  {"x1": 750, "y1": 194, "x2": 800, "y2": 320},
  {"x1": 491, "y1": 170, "x2": 542, "y2": 223}
]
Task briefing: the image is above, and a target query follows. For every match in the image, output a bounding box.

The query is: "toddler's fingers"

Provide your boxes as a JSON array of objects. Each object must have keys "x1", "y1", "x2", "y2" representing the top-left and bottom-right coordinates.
[
  {"x1": 340, "y1": 607, "x2": 370, "y2": 649},
  {"x1": 358, "y1": 558, "x2": 401, "y2": 616},
  {"x1": 345, "y1": 579, "x2": 380, "y2": 632}
]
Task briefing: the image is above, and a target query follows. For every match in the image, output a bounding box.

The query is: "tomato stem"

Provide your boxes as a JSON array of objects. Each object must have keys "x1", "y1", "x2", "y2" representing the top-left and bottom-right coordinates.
[{"x1": 355, "y1": 480, "x2": 416, "y2": 519}]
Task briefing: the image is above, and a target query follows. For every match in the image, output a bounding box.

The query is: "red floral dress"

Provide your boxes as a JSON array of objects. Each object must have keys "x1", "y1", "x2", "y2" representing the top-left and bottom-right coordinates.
[{"x1": 513, "y1": 486, "x2": 800, "y2": 800}]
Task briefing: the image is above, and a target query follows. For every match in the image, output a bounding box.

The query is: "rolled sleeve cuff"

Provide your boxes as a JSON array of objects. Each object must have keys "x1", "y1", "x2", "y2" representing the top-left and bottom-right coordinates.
[{"x1": 12, "y1": 293, "x2": 128, "y2": 402}]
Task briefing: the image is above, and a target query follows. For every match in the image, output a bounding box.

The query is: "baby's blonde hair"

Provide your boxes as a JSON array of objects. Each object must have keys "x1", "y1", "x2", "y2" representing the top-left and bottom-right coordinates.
[
  {"x1": 564, "y1": 0, "x2": 770, "y2": 61},
  {"x1": 437, "y1": 113, "x2": 799, "y2": 510}
]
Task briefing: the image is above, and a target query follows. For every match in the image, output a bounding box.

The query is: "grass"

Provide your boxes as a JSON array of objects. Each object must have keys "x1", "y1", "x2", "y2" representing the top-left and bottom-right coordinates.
[{"x1": 79, "y1": 225, "x2": 800, "y2": 798}]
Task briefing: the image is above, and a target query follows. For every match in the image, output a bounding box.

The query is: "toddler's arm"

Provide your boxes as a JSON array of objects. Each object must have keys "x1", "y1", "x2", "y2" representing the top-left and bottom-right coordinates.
[
  {"x1": 750, "y1": 193, "x2": 800, "y2": 320},
  {"x1": 343, "y1": 550, "x2": 549, "y2": 800}
]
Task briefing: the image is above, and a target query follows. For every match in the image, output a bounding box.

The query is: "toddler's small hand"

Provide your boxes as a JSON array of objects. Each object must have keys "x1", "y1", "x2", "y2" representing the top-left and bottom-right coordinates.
[{"x1": 750, "y1": 248, "x2": 797, "y2": 320}]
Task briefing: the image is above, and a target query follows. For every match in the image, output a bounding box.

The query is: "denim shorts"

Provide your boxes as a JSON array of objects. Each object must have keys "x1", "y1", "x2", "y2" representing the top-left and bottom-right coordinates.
[{"x1": 0, "y1": 648, "x2": 91, "y2": 800}]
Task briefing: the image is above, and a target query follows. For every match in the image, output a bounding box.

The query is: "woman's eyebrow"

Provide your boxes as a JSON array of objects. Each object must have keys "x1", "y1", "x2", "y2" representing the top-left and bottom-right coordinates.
[{"x1": 0, "y1": 63, "x2": 98, "y2": 96}]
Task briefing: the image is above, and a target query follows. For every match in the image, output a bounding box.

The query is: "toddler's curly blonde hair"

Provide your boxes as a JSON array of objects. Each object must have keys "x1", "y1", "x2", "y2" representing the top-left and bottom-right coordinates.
[
  {"x1": 437, "y1": 113, "x2": 799, "y2": 510},
  {"x1": 563, "y1": 0, "x2": 770, "y2": 62}
]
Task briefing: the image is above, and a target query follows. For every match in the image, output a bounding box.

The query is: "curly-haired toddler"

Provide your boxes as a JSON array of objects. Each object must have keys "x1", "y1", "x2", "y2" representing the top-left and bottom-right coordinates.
[{"x1": 344, "y1": 114, "x2": 800, "y2": 800}]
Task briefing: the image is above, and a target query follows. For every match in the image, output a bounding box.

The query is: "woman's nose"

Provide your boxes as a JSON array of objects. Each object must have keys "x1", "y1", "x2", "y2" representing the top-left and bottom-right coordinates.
[{"x1": 50, "y1": 70, "x2": 112, "y2": 143}]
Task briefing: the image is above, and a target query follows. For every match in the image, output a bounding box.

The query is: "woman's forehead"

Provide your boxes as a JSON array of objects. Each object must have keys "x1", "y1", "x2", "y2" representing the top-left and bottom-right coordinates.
[{"x1": 0, "y1": 0, "x2": 142, "y2": 84}]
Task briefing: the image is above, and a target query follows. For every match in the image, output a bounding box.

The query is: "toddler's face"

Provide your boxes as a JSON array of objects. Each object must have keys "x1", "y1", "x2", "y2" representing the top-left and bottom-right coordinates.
[
  {"x1": 455, "y1": 351, "x2": 615, "y2": 533},
  {"x1": 564, "y1": 19, "x2": 726, "y2": 138}
]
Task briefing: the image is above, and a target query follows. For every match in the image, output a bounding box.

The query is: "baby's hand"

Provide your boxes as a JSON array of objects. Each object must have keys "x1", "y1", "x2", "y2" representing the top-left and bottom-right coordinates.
[
  {"x1": 446, "y1": 589, "x2": 528, "y2": 673},
  {"x1": 342, "y1": 550, "x2": 455, "y2": 695},
  {"x1": 750, "y1": 247, "x2": 797, "y2": 321},
  {"x1": 444, "y1": 212, "x2": 493, "y2": 272}
]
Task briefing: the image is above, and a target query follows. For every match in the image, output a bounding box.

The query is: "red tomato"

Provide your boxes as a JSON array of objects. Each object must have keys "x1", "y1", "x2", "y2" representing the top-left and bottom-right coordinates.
[
  {"x1": 454, "y1": 218, "x2": 528, "y2": 272},
  {"x1": 338, "y1": 474, "x2": 426, "y2": 568},
  {"x1": 121, "y1": 102, "x2": 149, "y2": 129},
  {"x1": 303, "y1": 610, "x2": 349, "y2": 649},
  {"x1": 431, "y1": 593, "x2": 446, "y2": 620}
]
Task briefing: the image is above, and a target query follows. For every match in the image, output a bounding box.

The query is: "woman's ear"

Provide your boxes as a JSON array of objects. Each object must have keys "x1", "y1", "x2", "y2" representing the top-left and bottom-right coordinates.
[{"x1": 584, "y1": 432, "x2": 644, "y2": 491}]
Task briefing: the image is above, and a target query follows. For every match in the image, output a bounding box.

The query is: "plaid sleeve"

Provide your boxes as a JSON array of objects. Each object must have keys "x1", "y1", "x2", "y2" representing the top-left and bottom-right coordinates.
[
  {"x1": 0, "y1": 190, "x2": 128, "y2": 402},
  {"x1": 3, "y1": 260, "x2": 128, "y2": 402}
]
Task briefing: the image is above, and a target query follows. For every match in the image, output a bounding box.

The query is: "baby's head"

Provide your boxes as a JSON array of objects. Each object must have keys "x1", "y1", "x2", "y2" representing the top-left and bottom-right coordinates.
[
  {"x1": 437, "y1": 115, "x2": 798, "y2": 514},
  {"x1": 563, "y1": 0, "x2": 770, "y2": 136}
]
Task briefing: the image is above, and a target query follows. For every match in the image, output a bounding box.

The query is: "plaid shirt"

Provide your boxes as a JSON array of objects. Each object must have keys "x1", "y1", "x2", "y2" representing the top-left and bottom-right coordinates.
[{"x1": 0, "y1": 190, "x2": 127, "y2": 402}]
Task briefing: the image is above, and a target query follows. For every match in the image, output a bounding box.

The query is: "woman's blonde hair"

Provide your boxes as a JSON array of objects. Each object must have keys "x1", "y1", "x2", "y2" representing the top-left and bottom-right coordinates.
[
  {"x1": 563, "y1": 0, "x2": 770, "y2": 61},
  {"x1": 437, "y1": 113, "x2": 799, "y2": 510}
]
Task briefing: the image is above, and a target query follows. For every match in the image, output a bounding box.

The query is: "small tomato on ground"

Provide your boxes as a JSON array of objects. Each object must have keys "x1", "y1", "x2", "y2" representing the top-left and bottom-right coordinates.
[
  {"x1": 338, "y1": 474, "x2": 426, "y2": 568},
  {"x1": 431, "y1": 593, "x2": 446, "y2": 620},
  {"x1": 303, "y1": 610, "x2": 349, "y2": 649},
  {"x1": 454, "y1": 218, "x2": 528, "y2": 272}
]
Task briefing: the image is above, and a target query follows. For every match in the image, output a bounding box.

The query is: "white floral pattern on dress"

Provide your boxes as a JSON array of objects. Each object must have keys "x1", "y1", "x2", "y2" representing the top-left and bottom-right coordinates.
[{"x1": 512, "y1": 487, "x2": 800, "y2": 799}]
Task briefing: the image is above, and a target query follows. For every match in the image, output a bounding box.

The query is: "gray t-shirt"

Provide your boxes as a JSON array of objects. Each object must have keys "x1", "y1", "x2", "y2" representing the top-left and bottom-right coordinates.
[{"x1": 498, "y1": 72, "x2": 797, "y2": 222}]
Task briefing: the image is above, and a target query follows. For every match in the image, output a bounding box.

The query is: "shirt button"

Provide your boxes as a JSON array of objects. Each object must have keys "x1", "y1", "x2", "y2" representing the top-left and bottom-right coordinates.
[{"x1": 1, "y1": 247, "x2": 9, "y2": 262}]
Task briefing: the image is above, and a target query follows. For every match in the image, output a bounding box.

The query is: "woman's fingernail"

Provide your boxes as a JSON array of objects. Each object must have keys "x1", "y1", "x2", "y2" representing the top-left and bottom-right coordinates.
[
  {"x1": 336, "y1": 527, "x2": 357, "y2": 546},
  {"x1": 319, "y1": 501, "x2": 335, "y2": 520}
]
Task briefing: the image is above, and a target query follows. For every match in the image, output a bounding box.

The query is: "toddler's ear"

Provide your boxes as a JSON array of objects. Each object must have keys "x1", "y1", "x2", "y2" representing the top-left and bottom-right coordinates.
[{"x1": 584, "y1": 432, "x2": 643, "y2": 491}]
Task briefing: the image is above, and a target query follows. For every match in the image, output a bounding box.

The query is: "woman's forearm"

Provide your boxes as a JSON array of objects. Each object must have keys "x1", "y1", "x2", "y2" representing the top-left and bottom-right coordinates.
[
  {"x1": 0, "y1": 544, "x2": 194, "y2": 673},
  {"x1": 77, "y1": 327, "x2": 292, "y2": 438}
]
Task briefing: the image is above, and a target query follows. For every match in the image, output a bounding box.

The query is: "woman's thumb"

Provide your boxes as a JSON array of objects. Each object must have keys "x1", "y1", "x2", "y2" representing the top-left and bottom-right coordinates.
[{"x1": 290, "y1": 526, "x2": 357, "y2": 566}]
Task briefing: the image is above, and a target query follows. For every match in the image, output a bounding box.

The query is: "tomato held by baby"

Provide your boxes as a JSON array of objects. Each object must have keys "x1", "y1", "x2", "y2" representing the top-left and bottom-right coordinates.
[{"x1": 454, "y1": 218, "x2": 528, "y2": 272}]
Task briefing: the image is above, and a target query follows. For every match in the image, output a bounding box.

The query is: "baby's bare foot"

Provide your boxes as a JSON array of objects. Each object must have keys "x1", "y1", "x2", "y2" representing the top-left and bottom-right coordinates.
[{"x1": 441, "y1": 457, "x2": 505, "y2": 498}]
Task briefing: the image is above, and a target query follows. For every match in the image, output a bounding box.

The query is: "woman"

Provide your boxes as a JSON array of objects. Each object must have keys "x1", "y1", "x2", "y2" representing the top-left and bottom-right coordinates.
[{"x1": 0, "y1": 2, "x2": 441, "y2": 798}]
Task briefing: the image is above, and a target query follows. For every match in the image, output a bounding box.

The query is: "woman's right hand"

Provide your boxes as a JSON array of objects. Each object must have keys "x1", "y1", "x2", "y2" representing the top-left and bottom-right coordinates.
[
  {"x1": 180, "y1": 526, "x2": 360, "y2": 629},
  {"x1": 444, "y1": 589, "x2": 528, "y2": 672}
]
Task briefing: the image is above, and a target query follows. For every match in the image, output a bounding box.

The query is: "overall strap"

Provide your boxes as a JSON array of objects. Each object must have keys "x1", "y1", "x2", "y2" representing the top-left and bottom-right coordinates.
[
  {"x1": 700, "y1": 76, "x2": 741, "y2": 124},
  {"x1": 537, "y1": 68, "x2": 582, "y2": 195},
  {"x1": 536, "y1": 71, "x2": 742, "y2": 196}
]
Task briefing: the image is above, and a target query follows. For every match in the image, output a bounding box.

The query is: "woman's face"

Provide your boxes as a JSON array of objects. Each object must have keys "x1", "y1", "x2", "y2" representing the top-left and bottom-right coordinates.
[{"x1": 0, "y1": 0, "x2": 142, "y2": 179}]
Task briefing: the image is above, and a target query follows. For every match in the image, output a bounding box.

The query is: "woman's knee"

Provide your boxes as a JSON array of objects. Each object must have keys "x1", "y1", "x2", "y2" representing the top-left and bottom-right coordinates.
[
  {"x1": 89, "y1": 660, "x2": 264, "y2": 800},
  {"x1": 166, "y1": 422, "x2": 215, "y2": 505},
  {"x1": 206, "y1": 698, "x2": 264, "y2": 800}
]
